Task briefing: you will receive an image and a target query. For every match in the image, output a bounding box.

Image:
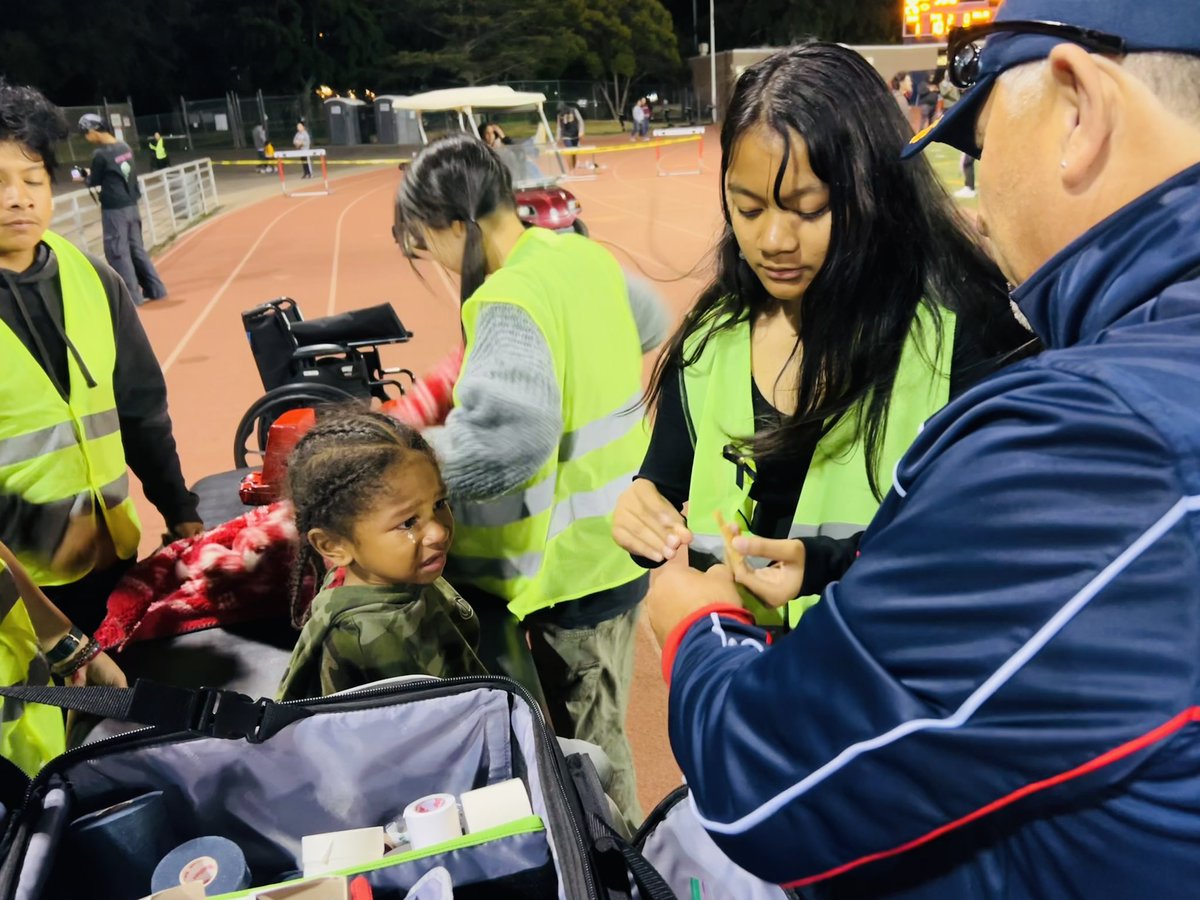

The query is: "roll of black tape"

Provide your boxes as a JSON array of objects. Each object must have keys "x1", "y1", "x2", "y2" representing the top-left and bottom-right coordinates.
[
  {"x1": 68, "y1": 791, "x2": 176, "y2": 899},
  {"x1": 152, "y1": 837, "x2": 252, "y2": 895}
]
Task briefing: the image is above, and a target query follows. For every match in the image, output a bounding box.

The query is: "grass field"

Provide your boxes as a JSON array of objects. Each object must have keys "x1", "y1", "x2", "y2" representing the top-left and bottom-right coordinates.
[{"x1": 926, "y1": 141, "x2": 978, "y2": 209}]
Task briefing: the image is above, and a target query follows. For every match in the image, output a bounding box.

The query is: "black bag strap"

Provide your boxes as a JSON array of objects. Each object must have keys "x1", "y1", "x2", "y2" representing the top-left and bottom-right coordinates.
[
  {"x1": 588, "y1": 810, "x2": 677, "y2": 900},
  {"x1": 565, "y1": 752, "x2": 675, "y2": 900},
  {"x1": 0, "y1": 679, "x2": 307, "y2": 742}
]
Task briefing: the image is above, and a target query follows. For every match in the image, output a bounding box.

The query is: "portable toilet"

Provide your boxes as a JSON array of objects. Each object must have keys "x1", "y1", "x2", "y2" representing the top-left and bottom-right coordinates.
[
  {"x1": 375, "y1": 95, "x2": 422, "y2": 146},
  {"x1": 324, "y1": 97, "x2": 366, "y2": 145}
]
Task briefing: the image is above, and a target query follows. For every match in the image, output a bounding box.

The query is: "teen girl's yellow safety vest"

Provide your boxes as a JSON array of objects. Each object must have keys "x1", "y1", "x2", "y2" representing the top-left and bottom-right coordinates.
[{"x1": 683, "y1": 303, "x2": 954, "y2": 626}]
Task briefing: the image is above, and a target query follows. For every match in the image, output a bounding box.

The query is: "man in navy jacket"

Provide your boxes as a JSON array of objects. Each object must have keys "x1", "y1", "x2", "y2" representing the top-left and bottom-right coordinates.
[{"x1": 646, "y1": 2, "x2": 1200, "y2": 896}]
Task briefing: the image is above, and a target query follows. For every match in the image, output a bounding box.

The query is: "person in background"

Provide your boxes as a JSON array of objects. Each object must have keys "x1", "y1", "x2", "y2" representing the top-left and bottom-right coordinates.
[
  {"x1": 2, "y1": 83, "x2": 202, "y2": 635},
  {"x1": 555, "y1": 104, "x2": 584, "y2": 170},
  {"x1": 916, "y1": 71, "x2": 940, "y2": 129},
  {"x1": 78, "y1": 112, "x2": 168, "y2": 305},
  {"x1": 147, "y1": 132, "x2": 169, "y2": 170},
  {"x1": 890, "y1": 71, "x2": 913, "y2": 119},
  {"x1": 293, "y1": 121, "x2": 312, "y2": 179},
  {"x1": 481, "y1": 122, "x2": 513, "y2": 148},
  {"x1": 940, "y1": 74, "x2": 976, "y2": 198},
  {"x1": 395, "y1": 134, "x2": 667, "y2": 824},
  {"x1": 647, "y1": 2, "x2": 1200, "y2": 895},
  {"x1": 252, "y1": 120, "x2": 271, "y2": 174},
  {"x1": 631, "y1": 97, "x2": 648, "y2": 141}
]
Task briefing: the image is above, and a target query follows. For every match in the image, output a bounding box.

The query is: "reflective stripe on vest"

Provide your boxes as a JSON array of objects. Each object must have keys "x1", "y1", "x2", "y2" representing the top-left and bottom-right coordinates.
[
  {"x1": 445, "y1": 228, "x2": 648, "y2": 619},
  {"x1": 683, "y1": 303, "x2": 955, "y2": 626},
  {"x1": 0, "y1": 563, "x2": 65, "y2": 777},
  {"x1": 0, "y1": 232, "x2": 141, "y2": 585}
]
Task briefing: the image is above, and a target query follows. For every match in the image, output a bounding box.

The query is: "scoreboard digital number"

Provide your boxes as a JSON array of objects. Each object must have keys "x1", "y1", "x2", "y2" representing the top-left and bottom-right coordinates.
[{"x1": 903, "y1": 0, "x2": 999, "y2": 41}]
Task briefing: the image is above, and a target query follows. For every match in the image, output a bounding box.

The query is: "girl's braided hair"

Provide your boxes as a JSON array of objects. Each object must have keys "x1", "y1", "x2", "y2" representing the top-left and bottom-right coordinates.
[{"x1": 285, "y1": 405, "x2": 437, "y2": 627}]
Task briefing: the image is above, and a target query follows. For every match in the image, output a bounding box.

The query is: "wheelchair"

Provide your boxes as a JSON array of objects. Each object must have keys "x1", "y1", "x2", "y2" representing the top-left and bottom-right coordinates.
[{"x1": 233, "y1": 298, "x2": 416, "y2": 468}]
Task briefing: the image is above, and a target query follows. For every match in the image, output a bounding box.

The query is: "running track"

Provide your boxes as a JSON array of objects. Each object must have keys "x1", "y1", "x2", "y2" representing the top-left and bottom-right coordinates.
[{"x1": 132, "y1": 136, "x2": 723, "y2": 813}]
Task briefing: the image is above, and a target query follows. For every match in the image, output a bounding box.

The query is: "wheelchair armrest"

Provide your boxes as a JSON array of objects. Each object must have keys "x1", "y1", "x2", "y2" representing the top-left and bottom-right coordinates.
[{"x1": 292, "y1": 343, "x2": 350, "y2": 360}]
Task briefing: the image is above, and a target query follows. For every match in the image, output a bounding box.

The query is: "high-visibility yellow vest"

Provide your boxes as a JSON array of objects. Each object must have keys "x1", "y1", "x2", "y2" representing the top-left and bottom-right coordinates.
[
  {"x1": 445, "y1": 228, "x2": 649, "y2": 620},
  {"x1": 149, "y1": 137, "x2": 167, "y2": 160},
  {"x1": 684, "y1": 303, "x2": 955, "y2": 626},
  {"x1": 0, "y1": 231, "x2": 141, "y2": 585},
  {"x1": 0, "y1": 561, "x2": 65, "y2": 777}
]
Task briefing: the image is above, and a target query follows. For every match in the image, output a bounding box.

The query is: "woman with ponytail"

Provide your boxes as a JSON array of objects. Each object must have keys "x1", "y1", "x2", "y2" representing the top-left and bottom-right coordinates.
[{"x1": 395, "y1": 133, "x2": 666, "y2": 823}]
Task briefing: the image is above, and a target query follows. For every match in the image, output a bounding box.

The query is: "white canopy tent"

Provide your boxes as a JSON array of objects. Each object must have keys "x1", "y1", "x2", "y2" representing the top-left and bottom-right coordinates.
[{"x1": 389, "y1": 86, "x2": 554, "y2": 148}]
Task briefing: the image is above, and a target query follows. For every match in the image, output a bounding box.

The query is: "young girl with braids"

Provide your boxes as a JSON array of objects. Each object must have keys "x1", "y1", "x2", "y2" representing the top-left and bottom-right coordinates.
[{"x1": 276, "y1": 408, "x2": 487, "y2": 701}]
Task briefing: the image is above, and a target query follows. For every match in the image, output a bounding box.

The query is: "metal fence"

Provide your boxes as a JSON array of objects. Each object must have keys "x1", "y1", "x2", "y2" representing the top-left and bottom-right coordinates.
[
  {"x1": 94, "y1": 79, "x2": 693, "y2": 163},
  {"x1": 51, "y1": 158, "x2": 219, "y2": 256}
]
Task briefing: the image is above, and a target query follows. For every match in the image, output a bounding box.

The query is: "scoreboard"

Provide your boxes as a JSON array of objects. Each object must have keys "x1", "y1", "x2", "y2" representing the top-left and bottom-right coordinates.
[{"x1": 903, "y1": 0, "x2": 1000, "y2": 41}]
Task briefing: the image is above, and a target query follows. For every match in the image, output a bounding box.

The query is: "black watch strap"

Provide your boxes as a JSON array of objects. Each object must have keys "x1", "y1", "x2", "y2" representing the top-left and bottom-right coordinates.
[{"x1": 45, "y1": 626, "x2": 86, "y2": 666}]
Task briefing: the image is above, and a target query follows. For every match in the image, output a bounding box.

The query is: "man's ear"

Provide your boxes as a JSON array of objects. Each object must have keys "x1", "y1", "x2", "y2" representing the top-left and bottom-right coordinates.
[
  {"x1": 1048, "y1": 43, "x2": 1118, "y2": 190},
  {"x1": 307, "y1": 528, "x2": 354, "y2": 568}
]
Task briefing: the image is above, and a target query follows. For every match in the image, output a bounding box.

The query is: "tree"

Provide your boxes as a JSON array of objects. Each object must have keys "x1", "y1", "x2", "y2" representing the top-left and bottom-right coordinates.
[
  {"x1": 578, "y1": 0, "x2": 682, "y2": 121},
  {"x1": 729, "y1": 0, "x2": 899, "y2": 49},
  {"x1": 384, "y1": 0, "x2": 588, "y2": 87}
]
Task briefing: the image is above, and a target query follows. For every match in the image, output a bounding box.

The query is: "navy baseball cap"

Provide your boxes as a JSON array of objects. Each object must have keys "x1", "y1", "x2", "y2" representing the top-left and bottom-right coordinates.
[{"x1": 903, "y1": 0, "x2": 1200, "y2": 159}]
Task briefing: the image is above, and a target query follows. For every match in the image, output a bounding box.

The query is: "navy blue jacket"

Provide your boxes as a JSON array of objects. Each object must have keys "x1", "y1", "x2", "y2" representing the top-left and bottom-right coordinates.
[{"x1": 666, "y1": 163, "x2": 1200, "y2": 898}]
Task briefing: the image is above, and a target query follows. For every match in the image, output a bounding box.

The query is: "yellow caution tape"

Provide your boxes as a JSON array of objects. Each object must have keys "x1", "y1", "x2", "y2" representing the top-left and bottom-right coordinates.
[
  {"x1": 212, "y1": 136, "x2": 699, "y2": 167},
  {"x1": 558, "y1": 135, "x2": 703, "y2": 156},
  {"x1": 212, "y1": 158, "x2": 411, "y2": 166}
]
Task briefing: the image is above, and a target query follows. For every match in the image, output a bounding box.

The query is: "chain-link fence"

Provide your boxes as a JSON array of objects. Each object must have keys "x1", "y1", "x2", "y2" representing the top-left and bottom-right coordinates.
[
  {"x1": 108, "y1": 80, "x2": 687, "y2": 157},
  {"x1": 502, "y1": 80, "x2": 700, "y2": 128}
]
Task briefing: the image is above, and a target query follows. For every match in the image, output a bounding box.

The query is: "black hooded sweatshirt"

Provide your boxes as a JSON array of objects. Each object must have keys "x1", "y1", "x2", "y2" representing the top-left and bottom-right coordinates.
[{"x1": 0, "y1": 242, "x2": 198, "y2": 554}]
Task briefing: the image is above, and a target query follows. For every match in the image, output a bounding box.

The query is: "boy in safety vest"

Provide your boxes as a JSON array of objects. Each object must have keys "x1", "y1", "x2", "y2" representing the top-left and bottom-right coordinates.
[{"x1": 0, "y1": 80, "x2": 203, "y2": 638}]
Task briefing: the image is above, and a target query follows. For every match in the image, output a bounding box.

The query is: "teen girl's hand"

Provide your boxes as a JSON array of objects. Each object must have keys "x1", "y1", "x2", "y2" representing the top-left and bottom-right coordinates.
[
  {"x1": 728, "y1": 526, "x2": 807, "y2": 608},
  {"x1": 612, "y1": 479, "x2": 693, "y2": 563}
]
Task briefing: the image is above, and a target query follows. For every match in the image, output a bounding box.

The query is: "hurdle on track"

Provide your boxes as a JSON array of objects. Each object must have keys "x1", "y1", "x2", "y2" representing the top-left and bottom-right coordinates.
[
  {"x1": 271, "y1": 148, "x2": 331, "y2": 196},
  {"x1": 651, "y1": 127, "x2": 706, "y2": 176}
]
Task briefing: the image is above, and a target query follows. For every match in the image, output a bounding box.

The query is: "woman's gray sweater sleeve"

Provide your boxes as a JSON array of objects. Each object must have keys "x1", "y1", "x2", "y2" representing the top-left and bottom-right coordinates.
[{"x1": 425, "y1": 303, "x2": 562, "y2": 501}]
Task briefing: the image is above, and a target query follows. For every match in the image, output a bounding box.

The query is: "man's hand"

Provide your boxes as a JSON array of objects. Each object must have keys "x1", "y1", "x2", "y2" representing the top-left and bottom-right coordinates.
[
  {"x1": 729, "y1": 530, "x2": 807, "y2": 609},
  {"x1": 50, "y1": 515, "x2": 100, "y2": 574},
  {"x1": 647, "y1": 563, "x2": 741, "y2": 647},
  {"x1": 612, "y1": 480, "x2": 692, "y2": 563},
  {"x1": 170, "y1": 522, "x2": 205, "y2": 541}
]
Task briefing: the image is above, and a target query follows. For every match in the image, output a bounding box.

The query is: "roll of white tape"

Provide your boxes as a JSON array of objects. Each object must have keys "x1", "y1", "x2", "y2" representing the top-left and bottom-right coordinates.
[
  {"x1": 301, "y1": 826, "x2": 385, "y2": 878},
  {"x1": 402, "y1": 793, "x2": 462, "y2": 850},
  {"x1": 459, "y1": 779, "x2": 533, "y2": 835}
]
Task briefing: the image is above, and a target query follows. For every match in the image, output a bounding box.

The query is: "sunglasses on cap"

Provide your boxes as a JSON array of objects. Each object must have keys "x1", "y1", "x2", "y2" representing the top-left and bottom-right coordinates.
[{"x1": 947, "y1": 20, "x2": 1127, "y2": 90}]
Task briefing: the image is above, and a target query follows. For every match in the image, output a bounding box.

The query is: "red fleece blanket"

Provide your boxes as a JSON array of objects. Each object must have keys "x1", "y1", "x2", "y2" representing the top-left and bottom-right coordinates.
[{"x1": 96, "y1": 501, "x2": 306, "y2": 652}]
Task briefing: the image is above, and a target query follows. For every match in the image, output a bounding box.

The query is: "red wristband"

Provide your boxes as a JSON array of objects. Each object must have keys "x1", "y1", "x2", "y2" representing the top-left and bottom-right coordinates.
[{"x1": 661, "y1": 603, "x2": 756, "y2": 684}]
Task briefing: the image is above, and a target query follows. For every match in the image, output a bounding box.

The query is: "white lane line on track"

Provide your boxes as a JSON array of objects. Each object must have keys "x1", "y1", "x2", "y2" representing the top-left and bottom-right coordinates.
[
  {"x1": 161, "y1": 174, "x2": 396, "y2": 373},
  {"x1": 327, "y1": 184, "x2": 391, "y2": 315},
  {"x1": 160, "y1": 198, "x2": 316, "y2": 373},
  {"x1": 154, "y1": 167, "x2": 395, "y2": 271}
]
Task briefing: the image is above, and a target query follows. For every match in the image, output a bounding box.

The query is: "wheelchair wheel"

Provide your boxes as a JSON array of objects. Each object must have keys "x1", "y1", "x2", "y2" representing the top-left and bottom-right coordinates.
[{"x1": 233, "y1": 383, "x2": 358, "y2": 469}]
